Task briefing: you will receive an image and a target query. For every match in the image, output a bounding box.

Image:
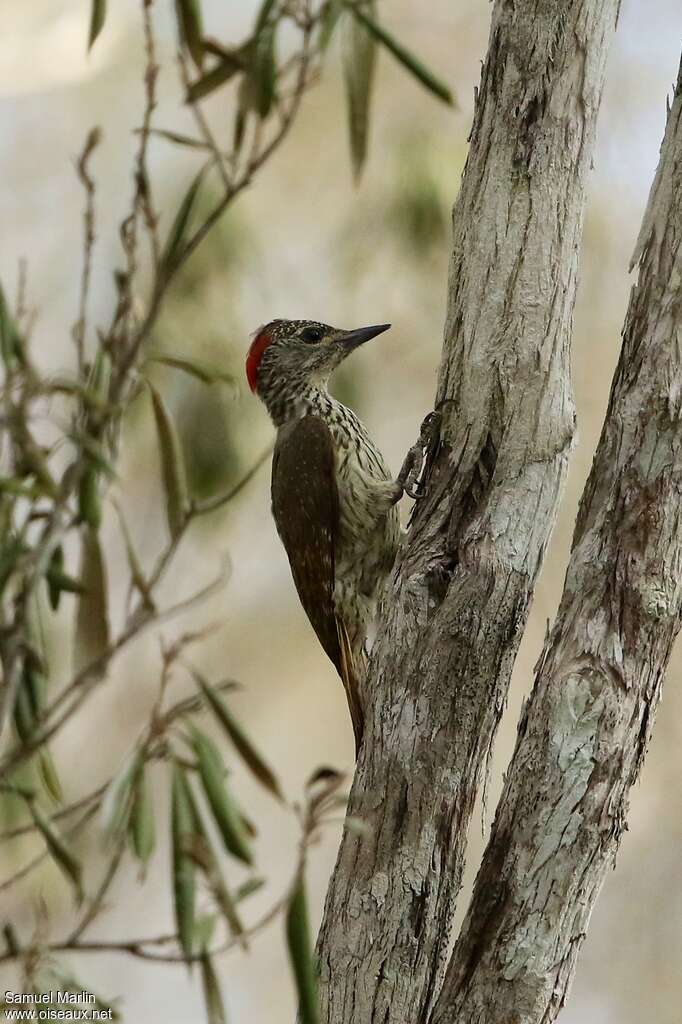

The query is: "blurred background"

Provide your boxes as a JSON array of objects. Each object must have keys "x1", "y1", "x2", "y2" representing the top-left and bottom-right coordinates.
[{"x1": 1, "y1": 2, "x2": 681, "y2": 1021}]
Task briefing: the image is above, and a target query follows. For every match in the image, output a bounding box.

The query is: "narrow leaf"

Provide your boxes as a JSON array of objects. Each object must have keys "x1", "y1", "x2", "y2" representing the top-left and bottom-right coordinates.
[
  {"x1": 186, "y1": 55, "x2": 245, "y2": 104},
  {"x1": 200, "y1": 952, "x2": 227, "y2": 1024},
  {"x1": 74, "y1": 433, "x2": 115, "y2": 477},
  {"x1": 130, "y1": 764, "x2": 156, "y2": 869},
  {"x1": 46, "y1": 565, "x2": 86, "y2": 601},
  {"x1": 198, "y1": 678, "x2": 282, "y2": 800},
  {"x1": 319, "y1": 0, "x2": 343, "y2": 51},
  {"x1": 90, "y1": 348, "x2": 112, "y2": 400},
  {"x1": 194, "y1": 913, "x2": 217, "y2": 951},
  {"x1": 254, "y1": 0, "x2": 277, "y2": 33},
  {"x1": 29, "y1": 801, "x2": 83, "y2": 902},
  {"x1": 175, "y1": 0, "x2": 204, "y2": 70},
  {"x1": 179, "y1": 787, "x2": 247, "y2": 944},
  {"x1": 78, "y1": 466, "x2": 102, "y2": 530},
  {"x1": 75, "y1": 528, "x2": 110, "y2": 672},
  {"x1": 235, "y1": 876, "x2": 265, "y2": 902},
  {"x1": 47, "y1": 545, "x2": 65, "y2": 610},
  {"x1": 13, "y1": 673, "x2": 36, "y2": 744},
  {"x1": 161, "y1": 166, "x2": 208, "y2": 275},
  {"x1": 88, "y1": 0, "x2": 107, "y2": 52},
  {"x1": 0, "y1": 537, "x2": 26, "y2": 598},
  {"x1": 0, "y1": 281, "x2": 23, "y2": 367},
  {"x1": 113, "y1": 500, "x2": 153, "y2": 609},
  {"x1": 3, "y1": 924, "x2": 19, "y2": 956},
  {"x1": 99, "y1": 749, "x2": 140, "y2": 841},
  {"x1": 212, "y1": 875, "x2": 246, "y2": 944},
  {"x1": 342, "y1": 3, "x2": 377, "y2": 181},
  {"x1": 147, "y1": 128, "x2": 208, "y2": 150},
  {"x1": 148, "y1": 383, "x2": 189, "y2": 539},
  {"x1": 190, "y1": 728, "x2": 253, "y2": 865},
  {"x1": 349, "y1": 5, "x2": 454, "y2": 106},
  {"x1": 252, "y1": 22, "x2": 277, "y2": 118},
  {"x1": 286, "y1": 871, "x2": 320, "y2": 1024},
  {"x1": 171, "y1": 764, "x2": 197, "y2": 963},
  {"x1": 38, "y1": 750, "x2": 63, "y2": 804},
  {"x1": 146, "y1": 353, "x2": 237, "y2": 389}
]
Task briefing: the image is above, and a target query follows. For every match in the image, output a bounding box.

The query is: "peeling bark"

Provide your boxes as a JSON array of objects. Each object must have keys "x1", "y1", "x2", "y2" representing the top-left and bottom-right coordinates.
[
  {"x1": 316, "y1": 3, "x2": 619, "y2": 1023},
  {"x1": 432, "y1": 55, "x2": 682, "y2": 1024}
]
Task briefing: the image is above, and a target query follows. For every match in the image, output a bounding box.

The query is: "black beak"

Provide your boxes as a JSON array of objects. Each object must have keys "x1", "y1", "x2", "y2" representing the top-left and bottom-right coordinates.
[{"x1": 340, "y1": 323, "x2": 391, "y2": 350}]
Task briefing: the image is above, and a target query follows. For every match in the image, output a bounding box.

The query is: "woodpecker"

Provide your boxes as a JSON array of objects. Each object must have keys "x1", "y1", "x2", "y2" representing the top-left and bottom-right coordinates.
[{"x1": 246, "y1": 318, "x2": 409, "y2": 754}]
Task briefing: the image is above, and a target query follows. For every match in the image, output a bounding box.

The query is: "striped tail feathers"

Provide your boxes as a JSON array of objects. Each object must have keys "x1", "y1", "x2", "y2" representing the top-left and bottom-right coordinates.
[{"x1": 336, "y1": 618, "x2": 366, "y2": 757}]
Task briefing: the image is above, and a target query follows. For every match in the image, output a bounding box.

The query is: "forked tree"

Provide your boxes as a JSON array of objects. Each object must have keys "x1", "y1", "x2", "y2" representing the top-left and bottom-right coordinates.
[{"x1": 0, "y1": 3, "x2": 680, "y2": 1024}]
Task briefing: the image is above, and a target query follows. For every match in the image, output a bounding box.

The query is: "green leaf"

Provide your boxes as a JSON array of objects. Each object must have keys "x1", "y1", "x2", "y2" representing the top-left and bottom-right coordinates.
[
  {"x1": 348, "y1": 5, "x2": 454, "y2": 106},
  {"x1": 3, "y1": 924, "x2": 19, "y2": 956},
  {"x1": 148, "y1": 383, "x2": 189, "y2": 540},
  {"x1": 88, "y1": 0, "x2": 107, "y2": 52},
  {"x1": 0, "y1": 281, "x2": 23, "y2": 367},
  {"x1": 319, "y1": 0, "x2": 343, "y2": 51},
  {"x1": 113, "y1": 500, "x2": 153, "y2": 608},
  {"x1": 254, "y1": 0, "x2": 277, "y2": 33},
  {"x1": 148, "y1": 128, "x2": 208, "y2": 150},
  {"x1": 75, "y1": 528, "x2": 110, "y2": 672},
  {"x1": 74, "y1": 433, "x2": 115, "y2": 477},
  {"x1": 177, "y1": 784, "x2": 247, "y2": 944},
  {"x1": 130, "y1": 764, "x2": 156, "y2": 869},
  {"x1": 193, "y1": 913, "x2": 217, "y2": 950},
  {"x1": 190, "y1": 728, "x2": 253, "y2": 865},
  {"x1": 342, "y1": 3, "x2": 377, "y2": 181},
  {"x1": 171, "y1": 764, "x2": 197, "y2": 963},
  {"x1": 235, "y1": 876, "x2": 265, "y2": 902},
  {"x1": 200, "y1": 951, "x2": 227, "y2": 1024},
  {"x1": 38, "y1": 750, "x2": 63, "y2": 804},
  {"x1": 186, "y1": 54, "x2": 246, "y2": 104},
  {"x1": 47, "y1": 545, "x2": 64, "y2": 610},
  {"x1": 29, "y1": 801, "x2": 83, "y2": 902},
  {"x1": 13, "y1": 672, "x2": 36, "y2": 744},
  {"x1": 90, "y1": 348, "x2": 112, "y2": 399},
  {"x1": 286, "y1": 871, "x2": 320, "y2": 1024},
  {"x1": 146, "y1": 353, "x2": 237, "y2": 389},
  {"x1": 0, "y1": 537, "x2": 26, "y2": 598},
  {"x1": 252, "y1": 22, "x2": 277, "y2": 118},
  {"x1": 197, "y1": 678, "x2": 282, "y2": 800},
  {"x1": 233, "y1": 94, "x2": 248, "y2": 156},
  {"x1": 99, "y1": 749, "x2": 140, "y2": 842},
  {"x1": 161, "y1": 166, "x2": 208, "y2": 275},
  {"x1": 175, "y1": 0, "x2": 204, "y2": 71},
  {"x1": 46, "y1": 554, "x2": 86, "y2": 608},
  {"x1": 212, "y1": 874, "x2": 246, "y2": 944},
  {"x1": 78, "y1": 466, "x2": 102, "y2": 530}
]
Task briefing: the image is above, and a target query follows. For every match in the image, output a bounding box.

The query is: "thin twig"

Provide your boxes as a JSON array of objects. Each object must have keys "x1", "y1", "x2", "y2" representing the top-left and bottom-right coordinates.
[
  {"x1": 0, "y1": 785, "x2": 106, "y2": 842},
  {"x1": 192, "y1": 444, "x2": 273, "y2": 516},
  {"x1": 0, "y1": 558, "x2": 230, "y2": 778},
  {"x1": 72, "y1": 127, "x2": 102, "y2": 373},
  {"x1": 179, "y1": 53, "x2": 233, "y2": 192},
  {"x1": 0, "y1": 803, "x2": 99, "y2": 894}
]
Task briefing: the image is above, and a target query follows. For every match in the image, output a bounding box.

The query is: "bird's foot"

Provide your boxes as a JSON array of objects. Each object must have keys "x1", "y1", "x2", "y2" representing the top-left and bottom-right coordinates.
[{"x1": 397, "y1": 410, "x2": 442, "y2": 500}]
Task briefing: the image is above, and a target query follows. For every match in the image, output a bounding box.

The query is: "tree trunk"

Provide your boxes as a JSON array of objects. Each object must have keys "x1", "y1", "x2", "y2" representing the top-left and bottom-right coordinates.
[
  {"x1": 317, "y1": 3, "x2": 620, "y2": 1022},
  {"x1": 430, "y1": 54, "x2": 682, "y2": 1024}
]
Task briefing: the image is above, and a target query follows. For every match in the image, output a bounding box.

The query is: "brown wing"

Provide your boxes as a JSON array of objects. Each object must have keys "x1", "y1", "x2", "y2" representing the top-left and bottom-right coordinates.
[
  {"x1": 272, "y1": 416, "x2": 342, "y2": 674},
  {"x1": 271, "y1": 416, "x2": 363, "y2": 752}
]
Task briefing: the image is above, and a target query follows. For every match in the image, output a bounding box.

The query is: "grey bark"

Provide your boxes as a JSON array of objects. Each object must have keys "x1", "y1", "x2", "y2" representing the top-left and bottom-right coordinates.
[
  {"x1": 431, "y1": 55, "x2": 682, "y2": 1024},
  {"x1": 317, "y1": 3, "x2": 619, "y2": 1023}
]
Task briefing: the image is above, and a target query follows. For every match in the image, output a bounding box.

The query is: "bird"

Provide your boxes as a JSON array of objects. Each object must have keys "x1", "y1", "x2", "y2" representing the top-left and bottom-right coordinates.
[{"x1": 246, "y1": 318, "x2": 409, "y2": 754}]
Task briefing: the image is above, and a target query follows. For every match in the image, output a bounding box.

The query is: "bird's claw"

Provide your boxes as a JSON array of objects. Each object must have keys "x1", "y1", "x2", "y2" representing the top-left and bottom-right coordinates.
[
  {"x1": 404, "y1": 481, "x2": 425, "y2": 500},
  {"x1": 398, "y1": 410, "x2": 442, "y2": 501}
]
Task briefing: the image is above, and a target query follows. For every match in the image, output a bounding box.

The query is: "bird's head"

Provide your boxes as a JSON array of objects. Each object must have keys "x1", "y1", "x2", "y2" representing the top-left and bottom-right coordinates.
[{"x1": 246, "y1": 319, "x2": 391, "y2": 416}]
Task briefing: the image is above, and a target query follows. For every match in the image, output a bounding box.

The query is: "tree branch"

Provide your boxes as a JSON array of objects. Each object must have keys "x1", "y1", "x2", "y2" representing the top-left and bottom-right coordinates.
[
  {"x1": 431, "y1": 52, "x2": 682, "y2": 1024},
  {"x1": 317, "y1": 3, "x2": 620, "y2": 1022}
]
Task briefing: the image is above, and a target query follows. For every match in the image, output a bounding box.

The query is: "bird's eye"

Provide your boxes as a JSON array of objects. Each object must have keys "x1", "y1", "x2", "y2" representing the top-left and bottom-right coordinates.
[{"x1": 300, "y1": 325, "x2": 324, "y2": 344}]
